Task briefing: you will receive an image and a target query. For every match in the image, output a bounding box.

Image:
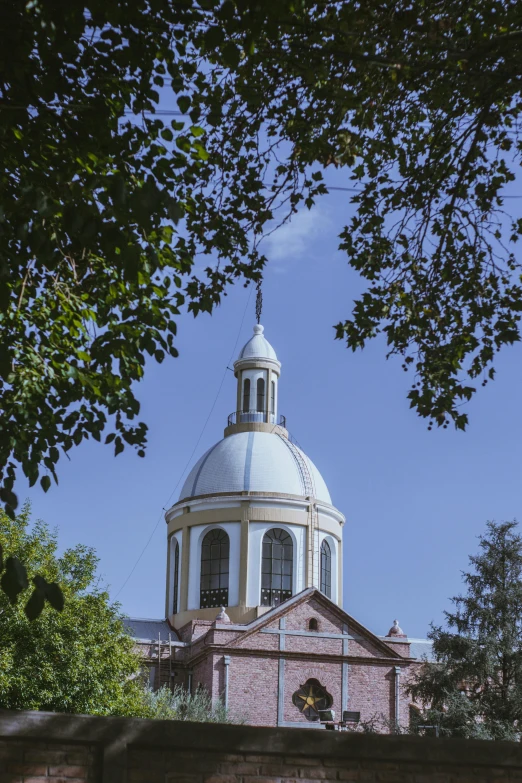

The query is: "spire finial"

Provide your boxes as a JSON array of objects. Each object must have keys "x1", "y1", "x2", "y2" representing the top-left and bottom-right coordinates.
[
  {"x1": 215, "y1": 606, "x2": 231, "y2": 624},
  {"x1": 255, "y1": 279, "x2": 263, "y2": 324},
  {"x1": 386, "y1": 619, "x2": 406, "y2": 638}
]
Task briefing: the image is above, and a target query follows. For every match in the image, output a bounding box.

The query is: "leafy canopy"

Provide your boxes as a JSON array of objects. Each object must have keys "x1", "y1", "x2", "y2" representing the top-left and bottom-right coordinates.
[
  {"x1": 0, "y1": 0, "x2": 274, "y2": 516},
  {"x1": 196, "y1": 0, "x2": 522, "y2": 430},
  {"x1": 408, "y1": 520, "x2": 522, "y2": 740},
  {"x1": 0, "y1": 503, "x2": 143, "y2": 714},
  {"x1": 5, "y1": 0, "x2": 522, "y2": 521}
]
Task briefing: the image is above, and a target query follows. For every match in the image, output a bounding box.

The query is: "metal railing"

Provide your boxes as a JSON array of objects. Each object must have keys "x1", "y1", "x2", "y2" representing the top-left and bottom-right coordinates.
[{"x1": 227, "y1": 410, "x2": 286, "y2": 427}]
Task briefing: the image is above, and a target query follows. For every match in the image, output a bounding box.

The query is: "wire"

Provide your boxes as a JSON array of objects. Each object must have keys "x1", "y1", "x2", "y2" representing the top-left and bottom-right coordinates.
[
  {"x1": 325, "y1": 185, "x2": 522, "y2": 198},
  {"x1": 114, "y1": 285, "x2": 253, "y2": 600}
]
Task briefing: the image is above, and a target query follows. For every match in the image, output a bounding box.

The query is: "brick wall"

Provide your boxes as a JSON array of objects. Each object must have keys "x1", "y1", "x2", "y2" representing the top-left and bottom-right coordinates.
[
  {"x1": 2, "y1": 709, "x2": 522, "y2": 783},
  {"x1": 0, "y1": 737, "x2": 100, "y2": 783},
  {"x1": 227, "y1": 656, "x2": 279, "y2": 725}
]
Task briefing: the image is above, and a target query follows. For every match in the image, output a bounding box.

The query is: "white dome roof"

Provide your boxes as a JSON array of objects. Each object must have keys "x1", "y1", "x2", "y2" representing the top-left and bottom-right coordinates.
[
  {"x1": 237, "y1": 324, "x2": 278, "y2": 362},
  {"x1": 179, "y1": 431, "x2": 331, "y2": 504}
]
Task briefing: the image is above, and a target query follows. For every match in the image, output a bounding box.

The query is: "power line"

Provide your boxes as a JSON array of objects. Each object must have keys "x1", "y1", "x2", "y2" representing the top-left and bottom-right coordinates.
[
  {"x1": 325, "y1": 185, "x2": 522, "y2": 198},
  {"x1": 114, "y1": 286, "x2": 253, "y2": 600}
]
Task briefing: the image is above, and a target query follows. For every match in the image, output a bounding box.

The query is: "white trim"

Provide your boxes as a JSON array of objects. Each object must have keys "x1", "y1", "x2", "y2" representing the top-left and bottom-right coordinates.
[
  {"x1": 167, "y1": 493, "x2": 345, "y2": 525},
  {"x1": 318, "y1": 532, "x2": 339, "y2": 605},
  {"x1": 248, "y1": 522, "x2": 305, "y2": 607},
  {"x1": 169, "y1": 530, "x2": 182, "y2": 616},
  {"x1": 187, "y1": 522, "x2": 241, "y2": 610}
]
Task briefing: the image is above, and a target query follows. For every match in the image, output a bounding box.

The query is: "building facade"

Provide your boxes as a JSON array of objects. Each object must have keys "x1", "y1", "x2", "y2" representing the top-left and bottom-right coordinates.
[{"x1": 127, "y1": 325, "x2": 432, "y2": 728}]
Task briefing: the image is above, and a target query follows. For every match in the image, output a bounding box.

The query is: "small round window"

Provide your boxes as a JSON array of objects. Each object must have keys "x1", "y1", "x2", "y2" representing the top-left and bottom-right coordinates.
[{"x1": 292, "y1": 678, "x2": 332, "y2": 721}]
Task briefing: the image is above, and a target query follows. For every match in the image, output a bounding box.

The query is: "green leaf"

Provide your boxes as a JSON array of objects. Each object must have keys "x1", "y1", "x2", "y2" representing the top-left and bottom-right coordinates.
[
  {"x1": 203, "y1": 25, "x2": 224, "y2": 51},
  {"x1": 168, "y1": 200, "x2": 185, "y2": 223},
  {"x1": 41, "y1": 475, "x2": 51, "y2": 493},
  {"x1": 193, "y1": 142, "x2": 209, "y2": 161},
  {"x1": 45, "y1": 581, "x2": 65, "y2": 612},
  {"x1": 24, "y1": 585, "x2": 45, "y2": 620},
  {"x1": 1, "y1": 556, "x2": 29, "y2": 603},
  {"x1": 0, "y1": 542, "x2": 3, "y2": 572},
  {"x1": 177, "y1": 95, "x2": 191, "y2": 114},
  {"x1": 222, "y1": 42, "x2": 240, "y2": 69}
]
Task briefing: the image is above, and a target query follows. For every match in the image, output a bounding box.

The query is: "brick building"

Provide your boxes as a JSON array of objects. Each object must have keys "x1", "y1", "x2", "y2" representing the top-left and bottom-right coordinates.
[{"x1": 126, "y1": 324, "x2": 432, "y2": 728}]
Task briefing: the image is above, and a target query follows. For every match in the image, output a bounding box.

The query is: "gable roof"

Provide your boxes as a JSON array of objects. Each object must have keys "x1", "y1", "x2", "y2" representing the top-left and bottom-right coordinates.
[{"x1": 226, "y1": 588, "x2": 406, "y2": 659}]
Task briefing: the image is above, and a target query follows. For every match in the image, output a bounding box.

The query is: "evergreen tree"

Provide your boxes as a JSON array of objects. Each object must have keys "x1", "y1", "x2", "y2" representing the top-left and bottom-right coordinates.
[
  {"x1": 0, "y1": 503, "x2": 143, "y2": 715},
  {"x1": 409, "y1": 521, "x2": 522, "y2": 740}
]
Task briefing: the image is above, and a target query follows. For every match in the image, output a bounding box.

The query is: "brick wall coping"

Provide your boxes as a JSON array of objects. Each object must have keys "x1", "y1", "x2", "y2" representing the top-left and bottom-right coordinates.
[{"x1": 1, "y1": 709, "x2": 522, "y2": 771}]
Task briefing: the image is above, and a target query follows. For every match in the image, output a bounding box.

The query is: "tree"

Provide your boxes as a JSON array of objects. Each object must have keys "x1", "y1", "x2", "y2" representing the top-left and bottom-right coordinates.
[
  {"x1": 195, "y1": 0, "x2": 522, "y2": 431},
  {"x1": 408, "y1": 520, "x2": 522, "y2": 740},
  {"x1": 0, "y1": 0, "x2": 274, "y2": 517},
  {"x1": 0, "y1": 503, "x2": 143, "y2": 714},
  {"x1": 5, "y1": 0, "x2": 522, "y2": 525}
]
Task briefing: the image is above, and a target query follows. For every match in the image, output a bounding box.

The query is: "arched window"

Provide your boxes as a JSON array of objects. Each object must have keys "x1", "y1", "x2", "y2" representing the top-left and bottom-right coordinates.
[
  {"x1": 256, "y1": 377, "x2": 265, "y2": 412},
  {"x1": 271, "y1": 380, "x2": 275, "y2": 414},
  {"x1": 320, "y1": 539, "x2": 332, "y2": 598},
  {"x1": 200, "y1": 529, "x2": 229, "y2": 609},
  {"x1": 172, "y1": 538, "x2": 179, "y2": 614},
  {"x1": 261, "y1": 528, "x2": 293, "y2": 607},
  {"x1": 309, "y1": 618, "x2": 318, "y2": 631},
  {"x1": 242, "y1": 378, "x2": 250, "y2": 412}
]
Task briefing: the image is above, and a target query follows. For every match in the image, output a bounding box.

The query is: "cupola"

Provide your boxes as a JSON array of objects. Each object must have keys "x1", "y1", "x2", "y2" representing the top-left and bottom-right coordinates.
[{"x1": 226, "y1": 324, "x2": 285, "y2": 437}]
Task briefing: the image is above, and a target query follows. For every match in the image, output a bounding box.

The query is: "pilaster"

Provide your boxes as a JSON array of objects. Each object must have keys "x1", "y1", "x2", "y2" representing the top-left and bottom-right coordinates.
[
  {"x1": 179, "y1": 526, "x2": 191, "y2": 613},
  {"x1": 239, "y1": 518, "x2": 249, "y2": 607}
]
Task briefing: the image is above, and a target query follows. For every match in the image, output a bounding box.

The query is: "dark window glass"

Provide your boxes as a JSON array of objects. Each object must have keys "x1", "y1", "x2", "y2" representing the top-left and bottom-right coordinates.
[
  {"x1": 260, "y1": 528, "x2": 293, "y2": 607},
  {"x1": 271, "y1": 381, "x2": 275, "y2": 413},
  {"x1": 200, "y1": 529, "x2": 229, "y2": 609},
  {"x1": 257, "y1": 377, "x2": 265, "y2": 412},
  {"x1": 242, "y1": 378, "x2": 250, "y2": 412},
  {"x1": 309, "y1": 618, "x2": 318, "y2": 631},
  {"x1": 320, "y1": 539, "x2": 332, "y2": 599},
  {"x1": 172, "y1": 539, "x2": 179, "y2": 614}
]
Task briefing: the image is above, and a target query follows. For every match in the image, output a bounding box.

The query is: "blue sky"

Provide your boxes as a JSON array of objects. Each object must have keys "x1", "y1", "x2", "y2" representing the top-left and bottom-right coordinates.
[{"x1": 15, "y1": 187, "x2": 522, "y2": 640}]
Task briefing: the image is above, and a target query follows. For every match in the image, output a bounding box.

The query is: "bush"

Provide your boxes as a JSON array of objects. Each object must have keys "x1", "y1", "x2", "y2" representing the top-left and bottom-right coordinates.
[{"x1": 131, "y1": 684, "x2": 241, "y2": 723}]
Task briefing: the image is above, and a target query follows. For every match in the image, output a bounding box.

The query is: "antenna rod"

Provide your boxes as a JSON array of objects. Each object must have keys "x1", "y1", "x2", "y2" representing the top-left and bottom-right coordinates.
[{"x1": 255, "y1": 279, "x2": 263, "y2": 324}]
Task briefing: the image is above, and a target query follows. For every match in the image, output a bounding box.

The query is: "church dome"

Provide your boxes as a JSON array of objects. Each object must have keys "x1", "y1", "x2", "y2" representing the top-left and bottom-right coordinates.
[
  {"x1": 237, "y1": 324, "x2": 278, "y2": 362},
  {"x1": 179, "y1": 431, "x2": 332, "y2": 504}
]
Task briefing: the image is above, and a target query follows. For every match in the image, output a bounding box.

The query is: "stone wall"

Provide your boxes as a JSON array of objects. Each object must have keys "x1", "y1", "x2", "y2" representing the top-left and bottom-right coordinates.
[{"x1": 1, "y1": 709, "x2": 522, "y2": 783}]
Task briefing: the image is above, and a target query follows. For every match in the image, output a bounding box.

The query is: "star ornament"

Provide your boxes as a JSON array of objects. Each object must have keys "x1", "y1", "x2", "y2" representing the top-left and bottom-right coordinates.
[{"x1": 292, "y1": 679, "x2": 332, "y2": 720}]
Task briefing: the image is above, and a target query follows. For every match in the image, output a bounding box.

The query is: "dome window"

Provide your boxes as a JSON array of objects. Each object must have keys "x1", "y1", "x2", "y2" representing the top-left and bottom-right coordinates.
[
  {"x1": 256, "y1": 377, "x2": 265, "y2": 412},
  {"x1": 172, "y1": 538, "x2": 179, "y2": 614},
  {"x1": 308, "y1": 618, "x2": 318, "y2": 631},
  {"x1": 200, "y1": 529, "x2": 229, "y2": 609},
  {"x1": 261, "y1": 528, "x2": 293, "y2": 607},
  {"x1": 270, "y1": 381, "x2": 275, "y2": 414},
  {"x1": 242, "y1": 378, "x2": 250, "y2": 412},
  {"x1": 320, "y1": 540, "x2": 332, "y2": 599}
]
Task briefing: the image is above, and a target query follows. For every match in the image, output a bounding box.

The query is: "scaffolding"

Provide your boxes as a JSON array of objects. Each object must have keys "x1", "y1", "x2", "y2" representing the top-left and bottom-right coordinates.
[{"x1": 150, "y1": 632, "x2": 174, "y2": 690}]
